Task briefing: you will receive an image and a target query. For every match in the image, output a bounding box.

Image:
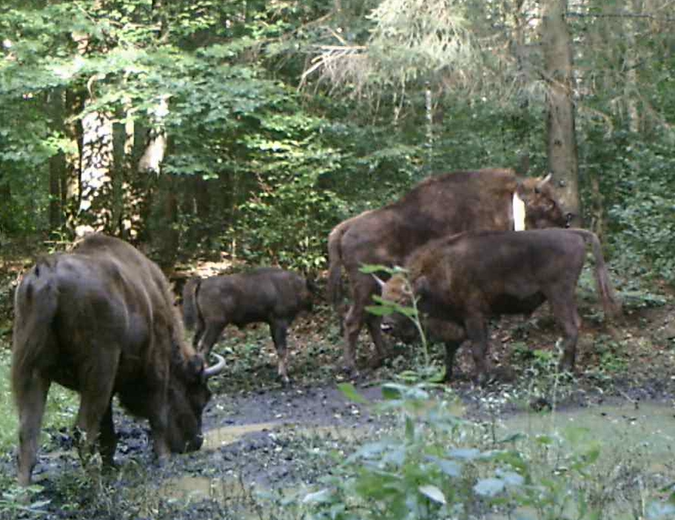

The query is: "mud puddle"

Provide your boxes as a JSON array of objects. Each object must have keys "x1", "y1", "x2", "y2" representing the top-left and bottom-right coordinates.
[
  {"x1": 162, "y1": 475, "x2": 244, "y2": 502},
  {"x1": 203, "y1": 422, "x2": 279, "y2": 450},
  {"x1": 501, "y1": 400, "x2": 675, "y2": 469}
]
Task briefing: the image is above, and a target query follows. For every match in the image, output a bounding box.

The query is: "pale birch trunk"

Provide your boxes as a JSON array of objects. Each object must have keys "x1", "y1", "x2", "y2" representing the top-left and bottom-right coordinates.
[{"x1": 76, "y1": 104, "x2": 114, "y2": 236}]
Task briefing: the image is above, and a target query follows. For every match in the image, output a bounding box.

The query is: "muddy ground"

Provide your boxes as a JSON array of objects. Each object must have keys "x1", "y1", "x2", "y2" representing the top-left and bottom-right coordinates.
[
  {"x1": 1, "y1": 249, "x2": 675, "y2": 518},
  {"x1": 2, "y1": 291, "x2": 675, "y2": 519}
]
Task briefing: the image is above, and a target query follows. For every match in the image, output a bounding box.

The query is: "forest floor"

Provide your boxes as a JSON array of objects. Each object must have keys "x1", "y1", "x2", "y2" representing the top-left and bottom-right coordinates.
[{"x1": 1, "y1": 247, "x2": 674, "y2": 519}]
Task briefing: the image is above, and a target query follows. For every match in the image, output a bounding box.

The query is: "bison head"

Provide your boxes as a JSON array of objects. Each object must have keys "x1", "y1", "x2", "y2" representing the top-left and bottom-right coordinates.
[
  {"x1": 378, "y1": 274, "x2": 430, "y2": 342},
  {"x1": 517, "y1": 174, "x2": 571, "y2": 229},
  {"x1": 166, "y1": 353, "x2": 225, "y2": 453}
]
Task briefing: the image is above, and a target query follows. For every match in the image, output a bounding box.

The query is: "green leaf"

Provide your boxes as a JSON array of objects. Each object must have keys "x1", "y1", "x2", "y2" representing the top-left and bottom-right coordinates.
[
  {"x1": 337, "y1": 383, "x2": 369, "y2": 405},
  {"x1": 419, "y1": 485, "x2": 446, "y2": 505},
  {"x1": 405, "y1": 416, "x2": 415, "y2": 442},
  {"x1": 497, "y1": 433, "x2": 527, "y2": 445},
  {"x1": 496, "y1": 469, "x2": 525, "y2": 487},
  {"x1": 428, "y1": 456, "x2": 462, "y2": 478},
  {"x1": 359, "y1": 264, "x2": 399, "y2": 275},
  {"x1": 365, "y1": 304, "x2": 395, "y2": 316},
  {"x1": 474, "y1": 478, "x2": 505, "y2": 497},
  {"x1": 448, "y1": 448, "x2": 481, "y2": 460},
  {"x1": 302, "y1": 488, "x2": 333, "y2": 504},
  {"x1": 647, "y1": 502, "x2": 675, "y2": 519},
  {"x1": 381, "y1": 384, "x2": 403, "y2": 400},
  {"x1": 393, "y1": 304, "x2": 418, "y2": 317}
]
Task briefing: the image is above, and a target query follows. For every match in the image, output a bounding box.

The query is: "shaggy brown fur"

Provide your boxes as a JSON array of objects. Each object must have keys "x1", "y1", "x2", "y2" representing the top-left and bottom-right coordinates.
[
  {"x1": 182, "y1": 268, "x2": 312, "y2": 383},
  {"x1": 12, "y1": 234, "x2": 222, "y2": 486},
  {"x1": 327, "y1": 169, "x2": 570, "y2": 371},
  {"x1": 381, "y1": 229, "x2": 621, "y2": 383}
]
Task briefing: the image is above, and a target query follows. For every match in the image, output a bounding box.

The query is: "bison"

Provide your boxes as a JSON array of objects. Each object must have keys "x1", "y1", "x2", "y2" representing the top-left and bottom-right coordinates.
[
  {"x1": 378, "y1": 228, "x2": 621, "y2": 383},
  {"x1": 182, "y1": 268, "x2": 312, "y2": 384},
  {"x1": 12, "y1": 234, "x2": 225, "y2": 486},
  {"x1": 327, "y1": 168, "x2": 572, "y2": 372}
]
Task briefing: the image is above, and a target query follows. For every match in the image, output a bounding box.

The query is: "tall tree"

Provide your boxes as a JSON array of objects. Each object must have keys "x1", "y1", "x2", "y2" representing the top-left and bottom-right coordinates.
[{"x1": 541, "y1": 0, "x2": 580, "y2": 224}]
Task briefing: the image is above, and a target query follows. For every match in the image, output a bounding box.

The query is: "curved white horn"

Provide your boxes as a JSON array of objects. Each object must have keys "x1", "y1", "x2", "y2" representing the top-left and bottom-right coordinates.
[
  {"x1": 537, "y1": 173, "x2": 553, "y2": 189},
  {"x1": 372, "y1": 274, "x2": 386, "y2": 288},
  {"x1": 204, "y1": 353, "x2": 226, "y2": 378}
]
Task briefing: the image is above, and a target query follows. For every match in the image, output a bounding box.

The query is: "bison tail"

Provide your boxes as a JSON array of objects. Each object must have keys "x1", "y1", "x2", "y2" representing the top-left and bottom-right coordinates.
[
  {"x1": 326, "y1": 224, "x2": 345, "y2": 314},
  {"x1": 182, "y1": 278, "x2": 202, "y2": 330},
  {"x1": 576, "y1": 230, "x2": 622, "y2": 321},
  {"x1": 11, "y1": 262, "x2": 59, "y2": 405}
]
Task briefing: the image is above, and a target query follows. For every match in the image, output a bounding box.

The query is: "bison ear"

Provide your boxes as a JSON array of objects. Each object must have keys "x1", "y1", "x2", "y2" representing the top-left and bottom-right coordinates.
[
  {"x1": 187, "y1": 355, "x2": 206, "y2": 382},
  {"x1": 413, "y1": 276, "x2": 430, "y2": 299}
]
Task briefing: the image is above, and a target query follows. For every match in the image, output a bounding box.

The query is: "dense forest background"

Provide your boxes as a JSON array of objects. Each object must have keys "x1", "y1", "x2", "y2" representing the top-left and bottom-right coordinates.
[{"x1": 1, "y1": 0, "x2": 674, "y2": 282}]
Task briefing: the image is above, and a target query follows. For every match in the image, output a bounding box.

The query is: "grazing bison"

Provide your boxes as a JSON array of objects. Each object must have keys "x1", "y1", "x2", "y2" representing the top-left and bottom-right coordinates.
[
  {"x1": 327, "y1": 168, "x2": 571, "y2": 372},
  {"x1": 379, "y1": 229, "x2": 621, "y2": 383},
  {"x1": 12, "y1": 234, "x2": 225, "y2": 486},
  {"x1": 182, "y1": 268, "x2": 312, "y2": 384}
]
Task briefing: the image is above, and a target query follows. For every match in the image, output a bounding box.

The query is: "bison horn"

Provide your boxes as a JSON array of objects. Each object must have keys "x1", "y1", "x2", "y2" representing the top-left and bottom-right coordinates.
[
  {"x1": 372, "y1": 274, "x2": 386, "y2": 288},
  {"x1": 204, "y1": 353, "x2": 226, "y2": 378},
  {"x1": 536, "y1": 173, "x2": 553, "y2": 190}
]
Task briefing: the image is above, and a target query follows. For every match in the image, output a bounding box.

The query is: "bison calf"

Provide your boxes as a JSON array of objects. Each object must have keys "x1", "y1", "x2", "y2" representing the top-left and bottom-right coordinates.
[
  {"x1": 182, "y1": 268, "x2": 312, "y2": 384},
  {"x1": 12, "y1": 234, "x2": 225, "y2": 486},
  {"x1": 380, "y1": 229, "x2": 621, "y2": 383}
]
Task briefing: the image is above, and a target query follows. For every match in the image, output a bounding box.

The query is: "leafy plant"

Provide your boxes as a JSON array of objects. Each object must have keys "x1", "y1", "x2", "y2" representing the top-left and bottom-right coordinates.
[{"x1": 361, "y1": 264, "x2": 446, "y2": 381}]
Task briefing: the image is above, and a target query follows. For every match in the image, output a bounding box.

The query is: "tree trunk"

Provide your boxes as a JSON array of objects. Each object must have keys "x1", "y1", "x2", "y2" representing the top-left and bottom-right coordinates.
[
  {"x1": 541, "y1": 0, "x2": 581, "y2": 226},
  {"x1": 63, "y1": 88, "x2": 84, "y2": 235},
  {"x1": 47, "y1": 88, "x2": 68, "y2": 232},
  {"x1": 139, "y1": 94, "x2": 178, "y2": 265},
  {"x1": 625, "y1": 0, "x2": 642, "y2": 133},
  {"x1": 510, "y1": 0, "x2": 531, "y2": 164},
  {"x1": 76, "y1": 103, "x2": 114, "y2": 236}
]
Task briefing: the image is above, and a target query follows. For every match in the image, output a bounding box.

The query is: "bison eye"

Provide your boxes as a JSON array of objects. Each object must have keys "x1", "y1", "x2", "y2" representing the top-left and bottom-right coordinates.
[{"x1": 534, "y1": 187, "x2": 540, "y2": 194}]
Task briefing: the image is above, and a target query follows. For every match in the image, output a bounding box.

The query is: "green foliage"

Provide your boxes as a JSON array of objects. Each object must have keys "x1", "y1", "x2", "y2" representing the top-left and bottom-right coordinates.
[
  {"x1": 1, "y1": 0, "x2": 674, "y2": 285},
  {"x1": 298, "y1": 381, "x2": 668, "y2": 520},
  {"x1": 591, "y1": 135, "x2": 675, "y2": 283},
  {"x1": 228, "y1": 113, "x2": 347, "y2": 271},
  {"x1": 362, "y1": 264, "x2": 439, "y2": 376},
  {"x1": 0, "y1": 484, "x2": 51, "y2": 518}
]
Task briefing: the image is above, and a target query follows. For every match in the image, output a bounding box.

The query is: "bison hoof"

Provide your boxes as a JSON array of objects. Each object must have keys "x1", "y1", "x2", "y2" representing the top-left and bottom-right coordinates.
[
  {"x1": 340, "y1": 363, "x2": 360, "y2": 379},
  {"x1": 473, "y1": 371, "x2": 496, "y2": 387}
]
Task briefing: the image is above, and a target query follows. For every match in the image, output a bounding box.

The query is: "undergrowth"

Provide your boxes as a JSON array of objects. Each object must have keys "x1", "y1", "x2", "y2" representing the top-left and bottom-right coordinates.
[{"x1": 1, "y1": 266, "x2": 675, "y2": 519}]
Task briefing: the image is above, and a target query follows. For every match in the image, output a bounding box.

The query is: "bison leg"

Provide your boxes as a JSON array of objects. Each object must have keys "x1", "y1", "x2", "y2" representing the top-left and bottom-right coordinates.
[
  {"x1": 547, "y1": 293, "x2": 581, "y2": 373},
  {"x1": 365, "y1": 315, "x2": 388, "y2": 368},
  {"x1": 149, "y1": 402, "x2": 171, "y2": 461},
  {"x1": 343, "y1": 278, "x2": 387, "y2": 372},
  {"x1": 342, "y1": 306, "x2": 361, "y2": 372},
  {"x1": 464, "y1": 315, "x2": 492, "y2": 384},
  {"x1": 16, "y1": 375, "x2": 51, "y2": 486},
  {"x1": 196, "y1": 321, "x2": 227, "y2": 357},
  {"x1": 144, "y1": 371, "x2": 172, "y2": 461},
  {"x1": 269, "y1": 320, "x2": 291, "y2": 384},
  {"x1": 443, "y1": 340, "x2": 463, "y2": 383},
  {"x1": 74, "y1": 349, "x2": 119, "y2": 466},
  {"x1": 99, "y1": 403, "x2": 117, "y2": 466}
]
